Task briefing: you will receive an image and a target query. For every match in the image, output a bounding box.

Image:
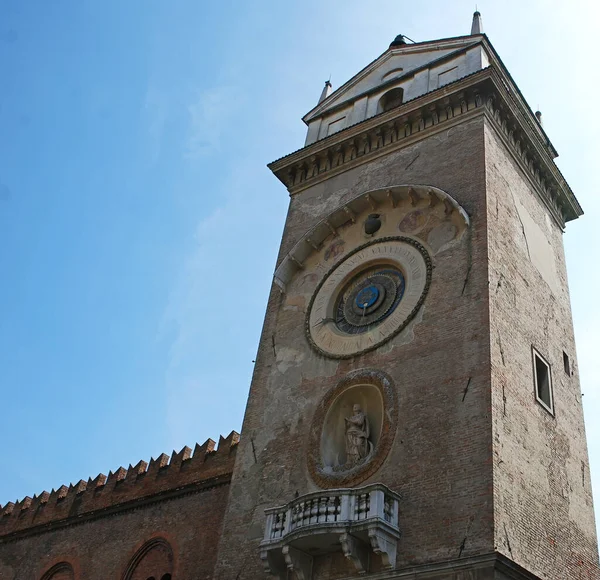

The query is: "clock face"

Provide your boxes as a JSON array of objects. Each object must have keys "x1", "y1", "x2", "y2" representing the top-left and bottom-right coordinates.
[{"x1": 306, "y1": 237, "x2": 431, "y2": 358}]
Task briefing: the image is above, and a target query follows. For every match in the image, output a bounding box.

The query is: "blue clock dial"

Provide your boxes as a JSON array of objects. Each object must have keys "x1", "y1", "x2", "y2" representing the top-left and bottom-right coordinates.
[{"x1": 335, "y1": 267, "x2": 405, "y2": 335}]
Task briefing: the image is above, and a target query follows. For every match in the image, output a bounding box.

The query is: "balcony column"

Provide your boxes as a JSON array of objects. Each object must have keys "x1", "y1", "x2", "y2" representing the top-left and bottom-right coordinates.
[
  {"x1": 283, "y1": 507, "x2": 292, "y2": 535},
  {"x1": 263, "y1": 512, "x2": 275, "y2": 542},
  {"x1": 340, "y1": 491, "x2": 352, "y2": 521},
  {"x1": 390, "y1": 497, "x2": 399, "y2": 528},
  {"x1": 368, "y1": 489, "x2": 385, "y2": 520}
]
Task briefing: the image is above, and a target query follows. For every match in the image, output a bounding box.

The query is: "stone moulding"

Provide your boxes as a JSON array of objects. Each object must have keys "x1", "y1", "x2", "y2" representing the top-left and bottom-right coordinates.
[
  {"x1": 268, "y1": 67, "x2": 580, "y2": 227},
  {"x1": 260, "y1": 482, "x2": 401, "y2": 578},
  {"x1": 307, "y1": 369, "x2": 398, "y2": 488}
]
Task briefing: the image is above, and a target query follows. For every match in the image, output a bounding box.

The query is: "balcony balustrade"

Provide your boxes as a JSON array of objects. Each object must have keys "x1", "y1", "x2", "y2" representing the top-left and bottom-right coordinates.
[{"x1": 260, "y1": 483, "x2": 401, "y2": 578}]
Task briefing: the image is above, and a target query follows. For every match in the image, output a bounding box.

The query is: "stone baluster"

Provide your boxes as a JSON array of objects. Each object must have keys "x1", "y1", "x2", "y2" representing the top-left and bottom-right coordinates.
[{"x1": 318, "y1": 496, "x2": 327, "y2": 523}]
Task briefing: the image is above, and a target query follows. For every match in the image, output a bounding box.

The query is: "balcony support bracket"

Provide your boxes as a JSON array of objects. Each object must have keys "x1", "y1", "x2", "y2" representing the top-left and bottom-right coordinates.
[
  {"x1": 261, "y1": 545, "x2": 313, "y2": 580},
  {"x1": 368, "y1": 526, "x2": 398, "y2": 570},
  {"x1": 283, "y1": 545, "x2": 313, "y2": 580},
  {"x1": 340, "y1": 532, "x2": 369, "y2": 574}
]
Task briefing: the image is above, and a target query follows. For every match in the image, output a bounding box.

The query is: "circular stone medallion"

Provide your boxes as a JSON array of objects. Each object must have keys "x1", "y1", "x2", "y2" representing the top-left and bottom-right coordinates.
[{"x1": 306, "y1": 237, "x2": 431, "y2": 359}]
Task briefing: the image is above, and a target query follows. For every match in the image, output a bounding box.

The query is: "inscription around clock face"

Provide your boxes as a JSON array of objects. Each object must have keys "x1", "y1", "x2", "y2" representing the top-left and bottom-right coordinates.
[{"x1": 306, "y1": 237, "x2": 431, "y2": 358}]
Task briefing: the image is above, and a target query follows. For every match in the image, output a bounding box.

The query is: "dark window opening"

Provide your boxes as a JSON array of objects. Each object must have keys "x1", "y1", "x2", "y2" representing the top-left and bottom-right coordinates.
[
  {"x1": 379, "y1": 87, "x2": 404, "y2": 113},
  {"x1": 533, "y1": 348, "x2": 553, "y2": 414},
  {"x1": 563, "y1": 351, "x2": 571, "y2": 376},
  {"x1": 161, "y1": 575, "x2": 172, "y2": 580}
]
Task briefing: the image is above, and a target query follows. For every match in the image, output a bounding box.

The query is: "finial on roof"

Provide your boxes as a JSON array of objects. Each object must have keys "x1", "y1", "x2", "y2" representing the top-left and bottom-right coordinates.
[
  {"x1": 471, "y1": 10, "x2": 483, "y2": 35},
  {"x1": 318, "y1": 80, "x2": 332, "y2": 104},
  {"x1": 535, "y1": 110, "x2": 544, "y2": 127},
  {"x1": 389, "y1": 34, "x2": 407, "y2": 48}
]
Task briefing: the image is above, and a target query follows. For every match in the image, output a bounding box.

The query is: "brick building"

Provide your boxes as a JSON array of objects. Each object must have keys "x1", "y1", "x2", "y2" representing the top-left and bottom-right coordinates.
[{"x1": 1, "y1": 13, "x2": 598, "y2": 580}]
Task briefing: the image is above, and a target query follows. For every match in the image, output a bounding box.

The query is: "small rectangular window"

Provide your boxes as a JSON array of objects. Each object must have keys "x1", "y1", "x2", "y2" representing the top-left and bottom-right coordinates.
[
  {"x1": 533, "y1": 347, "x2": 553, "y2": 414},
  {"x1": 563, "y1": 351, "x2": 571, "y2": 376}
]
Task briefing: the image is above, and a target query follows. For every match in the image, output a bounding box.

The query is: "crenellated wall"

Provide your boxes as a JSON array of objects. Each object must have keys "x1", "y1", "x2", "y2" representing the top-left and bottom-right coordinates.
[{"x1": 0, "y1": 431, "x2": 239, "y2": 580}]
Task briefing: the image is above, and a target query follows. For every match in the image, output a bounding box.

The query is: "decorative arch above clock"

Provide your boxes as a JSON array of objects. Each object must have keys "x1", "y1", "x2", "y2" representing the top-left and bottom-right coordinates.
[{"x1": 274, "y1": 184, "x2": 470, "y2": 292}]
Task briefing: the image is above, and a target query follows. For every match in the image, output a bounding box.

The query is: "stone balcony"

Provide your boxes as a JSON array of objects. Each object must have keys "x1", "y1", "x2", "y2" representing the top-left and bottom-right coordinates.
[{"x1": 260, "y1": 483, "x2": 401, "y2": 578}]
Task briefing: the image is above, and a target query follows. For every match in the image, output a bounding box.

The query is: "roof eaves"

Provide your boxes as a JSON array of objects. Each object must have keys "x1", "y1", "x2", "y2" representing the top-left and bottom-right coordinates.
[{"x1": 479, "y1": 34, "x2": 559, "y2": 159}]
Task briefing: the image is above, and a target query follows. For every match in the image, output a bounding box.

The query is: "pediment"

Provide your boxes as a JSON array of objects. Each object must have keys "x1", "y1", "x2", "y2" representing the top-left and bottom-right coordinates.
[{"x1": 304, "y1": 36, "x2": 480, "y2": 124}]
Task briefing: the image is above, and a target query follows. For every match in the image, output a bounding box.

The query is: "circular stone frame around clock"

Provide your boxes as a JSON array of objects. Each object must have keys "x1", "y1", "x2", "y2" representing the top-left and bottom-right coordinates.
[{"x1": 305, "y1": 236, "x2": 432, "y2": 359}]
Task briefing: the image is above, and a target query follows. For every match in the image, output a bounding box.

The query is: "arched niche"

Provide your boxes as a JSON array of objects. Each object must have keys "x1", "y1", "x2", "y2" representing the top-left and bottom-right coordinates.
[
  {"x1": 308, "y1": 369, "x2": 398, "y2": 488},
  {"x1": 321, "y1": 383, "x2": 384, "y2": 470},
  {"x1": 377, "y1": 87, "x2": 404, "y2": 114},
  {"x1": 122, "y1": 537, "x2": 174, "y2": 580}
]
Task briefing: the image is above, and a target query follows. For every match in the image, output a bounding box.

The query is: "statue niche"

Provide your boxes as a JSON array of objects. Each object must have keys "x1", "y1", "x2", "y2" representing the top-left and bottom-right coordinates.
[
  {"x1": 320, "y1": 384, "x2": 383, "y2": 474},
  {"x1": 309, "y1": 369, "x2": 397, "y2": 487},
  {"x1": 344, "y1": 404, "x2": 373, "y2": 467}
]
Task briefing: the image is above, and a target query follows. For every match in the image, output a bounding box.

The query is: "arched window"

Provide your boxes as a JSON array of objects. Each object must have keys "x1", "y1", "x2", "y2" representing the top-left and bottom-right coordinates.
[
  {"x1": 122, "y1": 537, "x2": 174, "y2": 580},
  {"x1": 40, "y1": 562, "x2": 75, "y2": 580},
  {"x1": 378, "y1": 87, "x2": 404, "y2": 114}
]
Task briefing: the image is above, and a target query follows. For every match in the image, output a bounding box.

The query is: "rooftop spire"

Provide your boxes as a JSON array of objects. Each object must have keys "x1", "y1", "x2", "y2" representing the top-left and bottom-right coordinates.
[
  {"x1": 471, "y1": 10, "x2": 483, "y2": 35},
  {"x1": 318, "y1": 80, "x2": 333, "y2": 104}
]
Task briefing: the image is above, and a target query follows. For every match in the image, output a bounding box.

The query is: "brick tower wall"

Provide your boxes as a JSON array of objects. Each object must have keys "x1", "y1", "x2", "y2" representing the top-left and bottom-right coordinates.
[
  {"x1": 485, "y1": 120, "x2": 600, "y2": 579},
  {"x1": 214, "y1": 114, "x2": 495, "y2": 579}
]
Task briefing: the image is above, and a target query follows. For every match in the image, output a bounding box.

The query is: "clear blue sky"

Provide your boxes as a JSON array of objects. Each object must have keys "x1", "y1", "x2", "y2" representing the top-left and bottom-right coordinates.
[{"x1": 1, "y1": 0, "x2": 599, "y2": 540}]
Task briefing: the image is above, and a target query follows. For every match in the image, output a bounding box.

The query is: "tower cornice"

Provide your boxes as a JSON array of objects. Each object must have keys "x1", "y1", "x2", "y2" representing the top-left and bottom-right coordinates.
[{"x1": 269, "y1": 67, "x2": 581, "y2": 227}]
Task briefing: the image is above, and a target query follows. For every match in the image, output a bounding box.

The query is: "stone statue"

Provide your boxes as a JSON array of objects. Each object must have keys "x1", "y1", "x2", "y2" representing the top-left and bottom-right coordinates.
[{"x1": 344, "y1": 404, "x2": 372, "y2": 466}]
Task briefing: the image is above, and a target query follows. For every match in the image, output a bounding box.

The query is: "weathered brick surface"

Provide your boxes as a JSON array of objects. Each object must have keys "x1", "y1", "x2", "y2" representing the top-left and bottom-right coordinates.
[
  {"x1": 214, "y1": 114, "x2": 495, "y2": 579},
  {"x1": 0, "y1": 435, "x2": 237, "y2": 579},
  {"x1": 485, "y1": 120, "x2": 599, "y2": 579}
]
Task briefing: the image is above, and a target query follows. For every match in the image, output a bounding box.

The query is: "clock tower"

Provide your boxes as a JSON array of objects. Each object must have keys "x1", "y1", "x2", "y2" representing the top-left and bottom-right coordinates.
[{"x1": 214, "y1": 13, "x2": 599, "y2": 580}]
